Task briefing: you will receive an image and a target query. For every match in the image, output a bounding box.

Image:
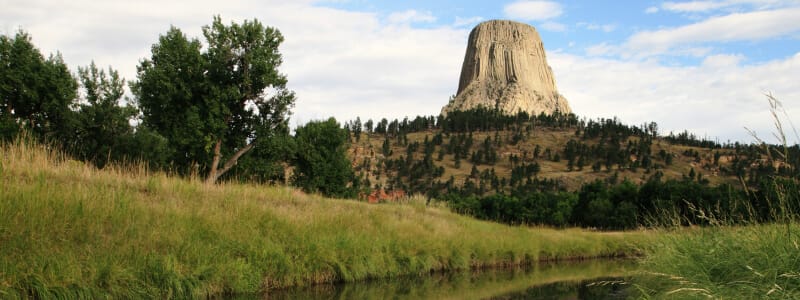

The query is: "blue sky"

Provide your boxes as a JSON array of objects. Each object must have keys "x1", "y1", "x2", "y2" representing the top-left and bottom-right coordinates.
[
  {"x1": 2, "y1": 0, "x2": 799, "y2": 143},
  {"x1": 320, "y1": 0, "x2": 799, "y2": 64}
]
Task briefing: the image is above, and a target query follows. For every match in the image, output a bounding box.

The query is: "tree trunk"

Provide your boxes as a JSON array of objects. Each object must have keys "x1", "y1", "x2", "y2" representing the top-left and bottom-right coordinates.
[
  {"x1": 205, "y1": 140, "x2": 255, "y2": 184},
  {"x1": 206, "y1": 139, "x2": 223, "y2": 184}
]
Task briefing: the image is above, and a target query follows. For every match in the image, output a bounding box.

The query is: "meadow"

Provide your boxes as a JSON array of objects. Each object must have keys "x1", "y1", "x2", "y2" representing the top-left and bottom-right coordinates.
[
  {"x1": 3, "y1": 138, "x2": 797, "y2": 299},
  {"x1": 0, "y1": 139, "x2": 649, "y2": 298}
]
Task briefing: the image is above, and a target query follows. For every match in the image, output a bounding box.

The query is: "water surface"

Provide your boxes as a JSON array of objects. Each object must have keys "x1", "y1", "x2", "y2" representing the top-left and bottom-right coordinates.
[{"x1": 251, "y1": 259, "x2": 636, "y2": 299}]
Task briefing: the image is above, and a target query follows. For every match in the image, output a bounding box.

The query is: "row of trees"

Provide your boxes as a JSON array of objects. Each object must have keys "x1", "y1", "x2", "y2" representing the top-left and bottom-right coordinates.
[
  {"x1": 346, "y1": 107, "x2": 580, "y2": 139},
  {"x1": 346, "y1": 106, "x2": 788, "y2": 157},
  {"x1": 445, "y1": 175, "x2": 797, "y2": 230},
  {"x1": 1, "y1": 18, "x2": 358, "y2": 198},
  {"x1": 1, "y1": 31, "x2": 160, "y2": 168}
]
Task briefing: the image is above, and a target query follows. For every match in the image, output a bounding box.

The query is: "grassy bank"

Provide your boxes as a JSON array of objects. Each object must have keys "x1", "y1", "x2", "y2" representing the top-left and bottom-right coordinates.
[
  {"x1": 0, "y1": 140, "x2": 650, "y2": 298},
  {"x1": 634, "y1": 224, "x2": 800, "y2": 299}
]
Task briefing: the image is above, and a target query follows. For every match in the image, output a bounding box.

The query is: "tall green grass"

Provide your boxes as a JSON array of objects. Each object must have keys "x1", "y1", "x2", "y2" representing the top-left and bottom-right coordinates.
[
  {"x1": 0, "y1": 138, "x2": 649, "y2": 298},
  {"x1": 634, "y1": 94, "x2": 800, "y2": 299},
  {"x1": 635, "y1": 225, "x2": 800, "y2": 299}
]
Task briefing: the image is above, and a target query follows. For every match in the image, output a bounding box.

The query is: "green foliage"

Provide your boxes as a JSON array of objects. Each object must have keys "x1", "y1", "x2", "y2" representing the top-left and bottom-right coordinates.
[
  {"x1": 225, "y1": 130, "x2": 294, "y2": 183},
  {"x1": 570, "y1": 180, "x2": 638, "y2": 229},
  {"x1": 440, "y1": 175, "x2": 795, "y2": 230},
  {"x1": 292, "y1": 118, "x2": 356, "y2": 198},
  {"x1": 0, "y1": 25, "x2": 303, "y2": 187},
  {"x1": 0, "y1": 30, "x2": 77, "y2": 142},
  {"x1": 132, "y1": 16, "x2": 295, "y2": 182},
  {"x1": 122, "y1": 127, "x2": 173, "y2": 170},
  {"x1": 71, "y1": 62, "x2": 138, "y2": 168},
  {"x1": 202, "y1": 15, "x2": 295, "y2": 146},
  {"x1": 446, "y1": 191, "x2": 578, "y2": 227},
  {"x1": 382, "y1": 137, "x2": 392, "y2": 156},
  {"x1": 131, "y1": 26, "x2": 208, "y2": 171},
  {"x1": 0, "y1": 31, "x2": 173, "y2": 170}
]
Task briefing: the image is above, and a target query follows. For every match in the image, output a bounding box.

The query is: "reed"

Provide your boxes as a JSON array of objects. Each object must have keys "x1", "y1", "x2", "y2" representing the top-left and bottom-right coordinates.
[{"x1": 634, "y1": 94, "x2": 800, "y2": 299}]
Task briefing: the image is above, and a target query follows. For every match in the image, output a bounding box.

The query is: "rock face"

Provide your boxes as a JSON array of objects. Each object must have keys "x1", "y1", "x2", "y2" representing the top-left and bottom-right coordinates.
[{"x1": 441, "y1": 20, "x2": 571, "y2": 116}]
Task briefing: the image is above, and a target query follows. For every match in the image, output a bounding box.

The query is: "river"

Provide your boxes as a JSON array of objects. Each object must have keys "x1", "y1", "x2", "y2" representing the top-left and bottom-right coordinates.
[{"x1": 235, "y1": 259, "x2": 637, "y2": 299}]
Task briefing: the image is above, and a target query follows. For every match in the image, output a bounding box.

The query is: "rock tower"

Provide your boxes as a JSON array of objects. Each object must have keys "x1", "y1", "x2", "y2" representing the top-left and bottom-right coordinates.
[{"x1": 441, "y1": 20, "x2": 571, "y2": 116}]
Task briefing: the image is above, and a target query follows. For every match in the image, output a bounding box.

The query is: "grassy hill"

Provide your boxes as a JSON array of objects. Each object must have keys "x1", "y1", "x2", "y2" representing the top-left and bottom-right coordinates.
[
  {"x1": 351, "y1": 129, "x2": 736, "y2": 192},
  {"x1": 346, "y1": 112, "x2": 766, "y2": 197},
  {"x1": 0, "y1": 140, "x2": 650, "y2": 298}
]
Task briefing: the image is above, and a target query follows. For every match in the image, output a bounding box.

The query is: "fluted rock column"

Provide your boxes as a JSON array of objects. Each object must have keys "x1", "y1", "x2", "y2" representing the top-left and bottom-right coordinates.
[{"x1": 442, "y1": 20, "x2": 571, "y2": 116}]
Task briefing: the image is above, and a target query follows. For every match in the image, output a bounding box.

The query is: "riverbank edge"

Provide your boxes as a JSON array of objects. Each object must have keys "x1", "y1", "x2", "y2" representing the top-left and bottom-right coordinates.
[
  {"x1": 262, "y1": 257, "x2": 639, "y2": 299},
  {"x1": 259, "y1": 254, "x2": 641, "y2": 296},
  {"x1": 0, "y1": 141, "x2": 652, "y2": 298}
]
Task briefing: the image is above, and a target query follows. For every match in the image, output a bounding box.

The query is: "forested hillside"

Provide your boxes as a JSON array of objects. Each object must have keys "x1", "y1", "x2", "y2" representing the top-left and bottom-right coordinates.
[{"x1": 345, "y1": 107, "x2": 799, "y2": 229}]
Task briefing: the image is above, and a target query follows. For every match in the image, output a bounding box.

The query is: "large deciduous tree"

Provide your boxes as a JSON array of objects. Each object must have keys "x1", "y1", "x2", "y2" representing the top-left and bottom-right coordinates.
[
  {"x1": 0, "y1": 31, "x2": 77, "y2": 141},
  {"x1": 132, "y1": 17, "x2": 295, "y2": 183},
  {"x1": 73, "y1": 62, "x2": 138, "y2": 168},
  {"x1": 292, "y1": 118, "x2": 356, "y2": 198},
  {"x1": 131, "y1": 27, "x2": 208, "y2": 173}
]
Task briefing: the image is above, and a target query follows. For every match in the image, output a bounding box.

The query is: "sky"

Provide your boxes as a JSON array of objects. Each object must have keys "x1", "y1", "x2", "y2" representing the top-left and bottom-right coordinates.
[{"x1": 2, "y1": 0, "x2": 799, "y2": 144}]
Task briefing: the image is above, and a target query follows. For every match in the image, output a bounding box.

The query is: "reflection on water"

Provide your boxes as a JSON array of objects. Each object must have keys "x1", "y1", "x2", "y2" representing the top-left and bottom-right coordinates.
[
  {"x1": 488, "y1": 276, "x2": 630, "y2": 300},
  {"x1": 241, "y1": 259, "x2": 635, "y2": 300}
]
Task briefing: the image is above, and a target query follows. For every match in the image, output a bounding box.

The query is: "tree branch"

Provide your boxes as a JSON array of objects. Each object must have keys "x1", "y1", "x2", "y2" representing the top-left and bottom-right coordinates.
[{"x1": 206, "y1": 141, "x2": 255, "y2": 184}]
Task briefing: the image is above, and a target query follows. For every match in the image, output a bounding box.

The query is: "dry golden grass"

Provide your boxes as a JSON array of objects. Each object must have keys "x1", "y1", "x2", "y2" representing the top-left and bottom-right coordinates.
[{"x1": 351, "y1": 127, "x2": 738, "y2": 192}]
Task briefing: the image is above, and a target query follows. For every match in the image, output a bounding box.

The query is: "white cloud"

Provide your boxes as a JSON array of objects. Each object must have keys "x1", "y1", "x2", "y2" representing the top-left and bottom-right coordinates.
[
  {"x1": 660, "y1": 0, "x2": 797, "y2": 13},
  {"x1": 453, "y1": 16, "x2": 484, "y2": 28},
  {"x1": 585, "y1": 43, "x2": 616, "y2": 56},
  {"x1": 551, "y1": 51, "x2": 800, "y2": 143},
  {"x1": 739, "y1": 0, "x2": 800, "y2": 10},
  {"x1": 540, "y1": 21, "x2": 567, "y2": 32},
  {"x1": 626, "y1": 8, "x2": 800, "y2": 57},
  {"x1": 387, "y1": 10, "x2": 436, "y2": 24},
  {"x1": 503, "y1": 1, "x2": 563, "y2": 21},
  {"x1": 645, "y1": 6, "x2": 660, "y2": 13},
  {"x1": 702, "y1": 53, "x2": 745, "y2": 67},
  {"x1": 662, "y1": 1, "x2": 729, "y2": 12},
  {"x1": 2, "y1": 0, "x2": 798, "y2": 144},
  {"x1": 681, "y1": 46, "x2": 714, "y2": 57},
  {"x1": 600, "y1": 24, "x2": 617, "y2": 32},
  {"x1": 0, "y1": 0, "x2": 467, "y2": 126},
  {"x1": 577, "y1": 22, "x2": 617, "y2": 33}
]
